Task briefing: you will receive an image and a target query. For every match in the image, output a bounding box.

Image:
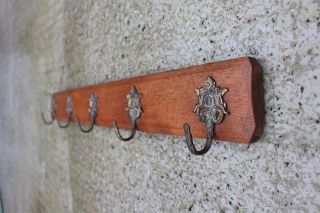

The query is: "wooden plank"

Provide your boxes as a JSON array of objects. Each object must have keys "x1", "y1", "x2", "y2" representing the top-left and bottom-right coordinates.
[{"x1": 53, "y1": 57, "x2": 264, "y2": 143}]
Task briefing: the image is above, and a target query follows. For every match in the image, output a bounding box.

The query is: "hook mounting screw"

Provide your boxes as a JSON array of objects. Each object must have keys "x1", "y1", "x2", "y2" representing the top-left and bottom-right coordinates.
[{"x1": 184, "y1": 76, "x2": 228, "y2": 155}]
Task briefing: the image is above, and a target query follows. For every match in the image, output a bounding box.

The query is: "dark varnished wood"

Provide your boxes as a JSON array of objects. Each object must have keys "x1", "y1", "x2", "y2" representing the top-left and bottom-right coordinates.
[{"x1": 53, "y1": 57, "x2": 264, "y2": 143}]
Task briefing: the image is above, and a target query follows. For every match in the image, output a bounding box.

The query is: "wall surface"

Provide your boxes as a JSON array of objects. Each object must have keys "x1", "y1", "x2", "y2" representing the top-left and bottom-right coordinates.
[{"x1": 0, "y1": 0, "x2": 319, "y2": 212}]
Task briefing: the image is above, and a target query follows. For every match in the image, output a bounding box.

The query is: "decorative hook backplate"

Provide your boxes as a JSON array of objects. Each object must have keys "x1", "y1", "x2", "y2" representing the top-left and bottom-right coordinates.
[
  {"x1": 57, "y1": 96, "x2": 73, "y2": 128},
  {"x1": 77, "y1": 93, "x2": 98, "y2": 133},
  {"x1": 113, "y1": 86, "x2": 142, "y2": 141},
  {"x1": 41, "y1": 98, "x2": 56, "y2": 125},
  {"x1": 183, "y1": 76, "x2": 228, "y2": 155}
]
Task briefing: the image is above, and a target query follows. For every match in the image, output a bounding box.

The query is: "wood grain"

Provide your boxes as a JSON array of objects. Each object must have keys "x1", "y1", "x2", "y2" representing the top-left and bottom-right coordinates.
[{"x1": 53, "y1": 57, "x2": 264, "y2": 143}]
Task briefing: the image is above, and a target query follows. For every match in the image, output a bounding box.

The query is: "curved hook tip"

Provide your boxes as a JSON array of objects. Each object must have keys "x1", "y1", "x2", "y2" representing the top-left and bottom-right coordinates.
[
  {"x1": 183, "y1": 123, "x2": 212, "y2": 155},
  {"x1": 57, "y1": 115, "x2": 71, "y2": 128},
  {"x1": 76, "y1": 117, "x2": 94, "y2": 133},
  {"x1": 41, "y1": 112, "x2": 54, "y2": 125},
  {"x1": 113, "y1": 120, "x2": 136, "y2": 141}
]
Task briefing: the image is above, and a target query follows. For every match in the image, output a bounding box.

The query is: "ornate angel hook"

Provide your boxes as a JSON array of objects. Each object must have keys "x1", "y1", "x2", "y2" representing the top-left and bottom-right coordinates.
[
  {"x1": 41, "y1": 98, "x2": 56, "y2": 125},
  {"x1": 77, "y1": 93, "x2": 98, "y2": 133},
  {"x1": 183, "y1": 77, "x2": 228, "y2": 155},
  {"x1": 113, "y1": 86, "x2": 143, "y2": 141},
  {"x1": 57, "y1": 96, "x2": 73, "y2": 128}
]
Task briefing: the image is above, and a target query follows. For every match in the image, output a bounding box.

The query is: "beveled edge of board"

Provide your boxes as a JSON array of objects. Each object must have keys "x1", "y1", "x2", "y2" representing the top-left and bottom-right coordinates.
[{"x1": 248, "y1": 57, "x2": 265, "y2": 142}]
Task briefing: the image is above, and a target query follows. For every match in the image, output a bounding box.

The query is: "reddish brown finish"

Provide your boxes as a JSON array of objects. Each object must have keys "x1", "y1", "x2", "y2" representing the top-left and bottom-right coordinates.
[{"x1": 53, "y1": 57, "x2": 264, "y2": 143}]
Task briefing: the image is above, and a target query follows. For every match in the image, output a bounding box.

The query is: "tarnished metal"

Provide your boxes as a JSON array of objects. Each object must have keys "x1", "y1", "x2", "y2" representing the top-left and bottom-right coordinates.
[
  {"x1": 77, "y1": 93, "x2": 98, "y2": 133},
  {"x1": 57, "y1": 96, "x2": 73, "y2": 128},
  {"x1": 41, "y1": 98, "x2": 56, "y2": 125},
  {"x1": 113, "y1": 86, "x2": 142, "y2": 141},
  {"x1": 183, "y1": 76, "x2": 228, "y2": 155}
]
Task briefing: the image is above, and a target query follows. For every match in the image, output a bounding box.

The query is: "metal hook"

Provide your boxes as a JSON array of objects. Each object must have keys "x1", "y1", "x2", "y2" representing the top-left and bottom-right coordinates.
[
  {"x1": 41, "y1": 98, "x2": 56, "y2": 125},
  {"x1": 113, "y1": 86, "x2": 142, "y2": 141},
  {"x1": 57, "y1": 96, "x2": 73, "y2": 128},
  {"x1": 113, "y1": 120, "x2": 136, "y2": 141},
  {"x1": 183, "y1": 122, "x2": 214, "y2": 155},
  {"x1": 76, "y1": 93, "x2": 98, "y2": 133},
  {"x1": 183, "y1": 76, "x2": 228, "y2": 155}
]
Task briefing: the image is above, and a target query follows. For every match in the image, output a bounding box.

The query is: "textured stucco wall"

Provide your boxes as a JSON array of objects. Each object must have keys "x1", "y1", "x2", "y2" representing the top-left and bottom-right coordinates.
[{"x1": 0, "y1": 0, "x2": 319, "y2": 212}]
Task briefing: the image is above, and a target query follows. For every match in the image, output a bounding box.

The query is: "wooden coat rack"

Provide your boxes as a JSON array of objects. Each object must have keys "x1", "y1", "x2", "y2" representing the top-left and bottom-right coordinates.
[{"x1": 42, "y1": 57, "x2": 264, "y2": 155}]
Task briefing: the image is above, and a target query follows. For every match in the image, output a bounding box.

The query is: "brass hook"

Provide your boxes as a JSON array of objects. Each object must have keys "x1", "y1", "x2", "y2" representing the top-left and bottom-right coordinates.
[
  {"x1": 57, "y1": 96, "x2": 73, "y2": 128},
  {"x1": 113, "y1": 86, "x2": 142, "y2": 141},
  {"x1": 41, "y1": 98, "x2": 56, "y2": 125},
  {"x1": 77, "y1": 93, "x2": 98, "y2": 133},
  {"x1": 183, "y1": 76, "x2": 228, "y2": 155}
]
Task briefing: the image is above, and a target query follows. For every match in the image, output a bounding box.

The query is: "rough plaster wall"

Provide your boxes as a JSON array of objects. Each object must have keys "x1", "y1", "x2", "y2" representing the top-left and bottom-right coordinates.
[{"x1": 0, "y1": 0, "x2": 319, "y2": 212}]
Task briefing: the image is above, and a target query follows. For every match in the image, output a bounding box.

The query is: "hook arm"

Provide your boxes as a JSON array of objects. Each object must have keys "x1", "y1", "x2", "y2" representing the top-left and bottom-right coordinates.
[
  {"x1": 41, "y1": 112, "x2": 54, "y2": 125},
  {"x1": 57, "y1": 115, "x2": 72, "y2": 128},
  {"x1": 113, "y1": 119, "x2": 136, "y2": 141},
  {"x1": 183, "y1": 123, "x2": 213, "y2": 155},
  {"x1": 77, "y1": 116, "x2": 95, "y2": 133}
]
